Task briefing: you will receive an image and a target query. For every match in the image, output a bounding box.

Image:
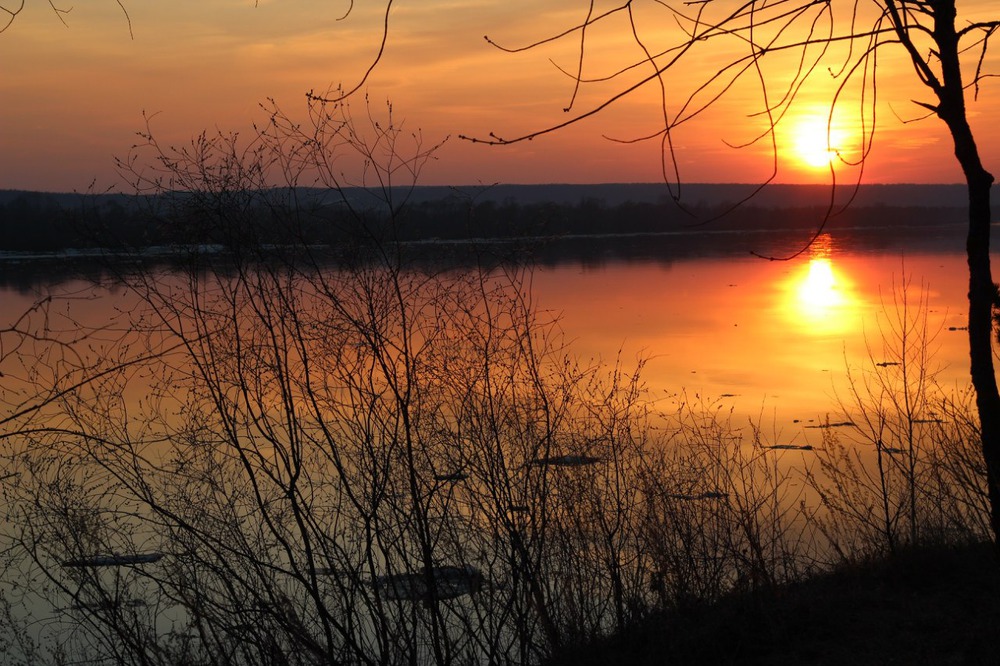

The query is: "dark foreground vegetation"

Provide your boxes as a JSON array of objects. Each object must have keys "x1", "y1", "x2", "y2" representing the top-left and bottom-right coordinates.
[{"x1": 550, "y1": 541, "x2": 1000, "y2": 666}]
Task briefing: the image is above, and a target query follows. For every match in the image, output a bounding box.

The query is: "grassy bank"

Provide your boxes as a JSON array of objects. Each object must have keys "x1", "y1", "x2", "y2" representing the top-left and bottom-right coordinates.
[{"x1": 549, "y1": 541, "x2": 1000, "y2": 666}]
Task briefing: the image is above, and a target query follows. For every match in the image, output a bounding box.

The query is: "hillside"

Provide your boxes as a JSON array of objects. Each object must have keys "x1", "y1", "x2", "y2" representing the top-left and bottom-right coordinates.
[{"x1": 548, "y1": 542, "x2": 1000, "y2": 666}]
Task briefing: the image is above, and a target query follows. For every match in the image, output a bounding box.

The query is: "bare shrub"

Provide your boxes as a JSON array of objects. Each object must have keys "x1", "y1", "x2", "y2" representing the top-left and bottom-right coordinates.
[{"x1": 805, "y1": 276, "x2": 990, "y2": 560}]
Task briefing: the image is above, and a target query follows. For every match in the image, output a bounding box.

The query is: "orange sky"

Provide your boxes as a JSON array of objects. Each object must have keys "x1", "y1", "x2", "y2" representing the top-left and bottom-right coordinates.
[{"x1": 1, "y1": 1, "x2": 998, "y2": 192}]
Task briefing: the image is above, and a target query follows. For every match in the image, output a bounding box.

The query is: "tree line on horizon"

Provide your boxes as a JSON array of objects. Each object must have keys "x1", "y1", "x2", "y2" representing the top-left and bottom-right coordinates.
[{"x1": 0, "y1": 188, "x2": 982, "y2": 253}]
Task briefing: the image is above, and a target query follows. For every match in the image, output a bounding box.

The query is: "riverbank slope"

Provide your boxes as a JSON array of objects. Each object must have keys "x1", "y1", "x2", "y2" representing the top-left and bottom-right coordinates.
[{"x1": 548, "y1": 542, "x2": 1000, "y2": 666}]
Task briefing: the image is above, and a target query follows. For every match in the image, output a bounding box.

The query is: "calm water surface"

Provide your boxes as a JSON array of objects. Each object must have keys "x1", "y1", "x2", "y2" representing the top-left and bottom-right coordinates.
[
  {"x1": 532, "y1": 236, "x2": 976, "y2": 441},
  {"x1": 0, "y1": 231, "x2": 982, "y2": 444}
]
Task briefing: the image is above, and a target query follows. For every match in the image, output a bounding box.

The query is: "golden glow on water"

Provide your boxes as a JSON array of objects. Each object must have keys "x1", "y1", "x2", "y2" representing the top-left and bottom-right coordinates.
[
  {"x1": 799, "y1": 259, "x2": 843, "y2": 309},
  {"x1": 796, "y1": 258, "x2": 848, "y2": 324},
  {"x1": 782, "y1": 237, "x2": 859, "y2": 337},
  {"x1": 531, "y1": 248, "x2": 973, "y2": 435}
]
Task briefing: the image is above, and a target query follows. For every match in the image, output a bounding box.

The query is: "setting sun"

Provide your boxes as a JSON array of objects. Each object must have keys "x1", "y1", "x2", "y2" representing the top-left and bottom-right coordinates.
[{"x1": 789, "y1": 115, "x2": 849, "y2": 170}]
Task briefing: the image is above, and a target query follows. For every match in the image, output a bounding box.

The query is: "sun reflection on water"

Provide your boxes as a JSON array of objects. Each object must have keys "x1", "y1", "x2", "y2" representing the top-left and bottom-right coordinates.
[{"x1": 785, "y1": 236, "x2": 859, "y2": 336}]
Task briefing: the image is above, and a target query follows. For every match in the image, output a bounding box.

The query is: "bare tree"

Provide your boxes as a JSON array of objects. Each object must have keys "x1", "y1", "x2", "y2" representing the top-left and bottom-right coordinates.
[{"x1": 320, "y1": 0, "x2": 1000, "y2": 543}]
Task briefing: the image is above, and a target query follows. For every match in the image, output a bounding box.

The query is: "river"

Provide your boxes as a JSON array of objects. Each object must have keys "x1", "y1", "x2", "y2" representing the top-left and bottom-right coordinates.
[
  {"x1": 0, "y1": 221, "x2": 990, "y2": 664},
  {"x1": 535, "y1": 230, "x2": 976, "y2": 438},
  {"x1": 0, "y1": 226, "x2": 983, "y2": 438}
]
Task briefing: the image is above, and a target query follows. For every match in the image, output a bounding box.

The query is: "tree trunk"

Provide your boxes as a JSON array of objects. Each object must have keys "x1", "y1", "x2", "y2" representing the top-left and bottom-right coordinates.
[
  {"x1": 931, "y1": 2, "x2": 1000, "y2": 544},
  {"x1": 964, "y1": 171, "x2": 1000, "y2": 544}
]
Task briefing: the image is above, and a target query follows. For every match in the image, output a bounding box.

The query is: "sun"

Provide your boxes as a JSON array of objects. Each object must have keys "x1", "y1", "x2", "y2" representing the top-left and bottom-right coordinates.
[{"x1": 789, "y1": 115, "x2": 848, "y2": 170}]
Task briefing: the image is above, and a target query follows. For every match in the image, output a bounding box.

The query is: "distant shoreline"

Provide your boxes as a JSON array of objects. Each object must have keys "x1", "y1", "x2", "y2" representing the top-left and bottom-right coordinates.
[
  {"x1": 0, "y1": 184, "x2": 989, "y2": 255},
  {"x1": 0, "y1": 219, "x2": 980, "y2": 294},
  {"x1": 0, "y1": 219, "x2": 976, "y2": 260},
  {"x1": 0, "y1": 182, "x2": 977, "y2": 210}
]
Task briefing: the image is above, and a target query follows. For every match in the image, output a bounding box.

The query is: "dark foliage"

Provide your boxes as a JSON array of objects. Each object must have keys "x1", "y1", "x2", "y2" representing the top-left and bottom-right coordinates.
[{"x1": 0, "y1": 188, "x2": 988, "y2": 254}]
